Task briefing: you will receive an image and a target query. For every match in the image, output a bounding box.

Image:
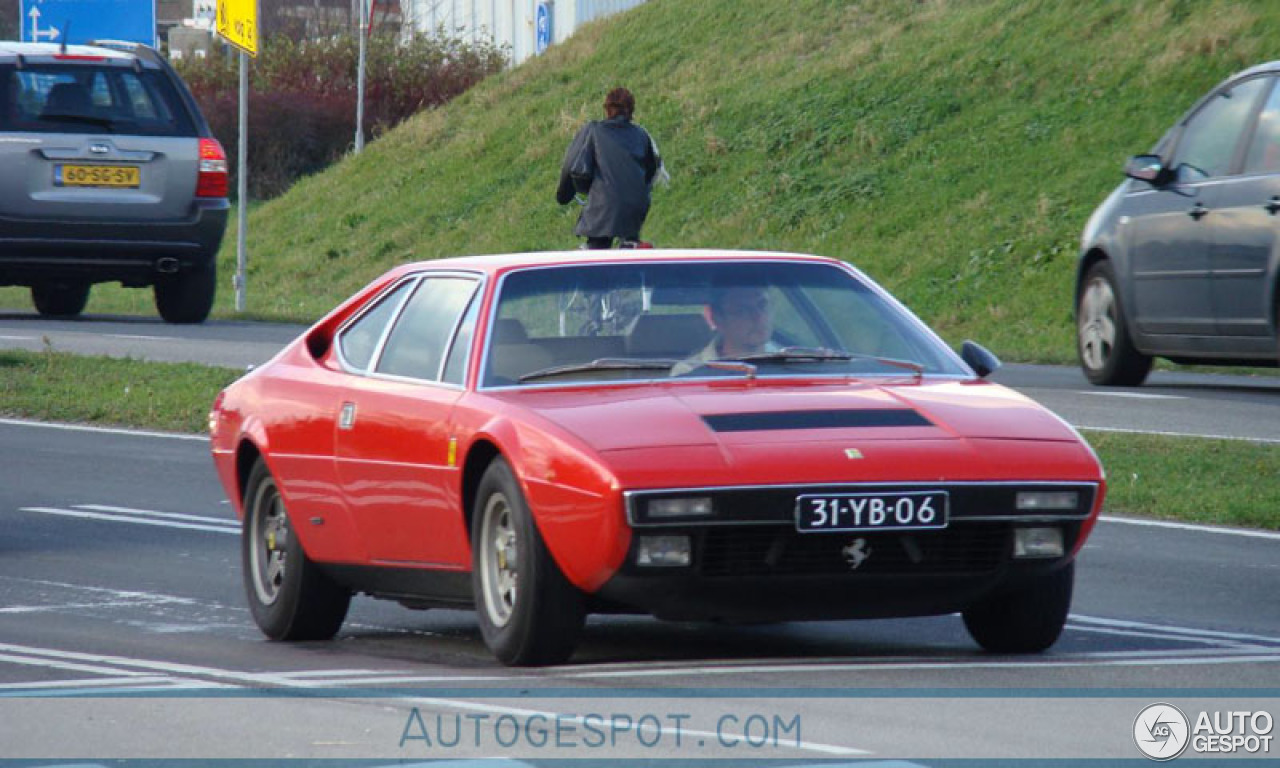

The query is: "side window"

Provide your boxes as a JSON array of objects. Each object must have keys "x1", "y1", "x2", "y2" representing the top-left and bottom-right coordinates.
[
  {"x1": 337, "y1": 279, "x2": 414, "y2": 371},
  {"x1": 1174, "y1": 77, "x2": 1269, "y2": 180},
  {"x1": 1244, "y1": 78, "x2": 1280, "y2": 174},
  {"x1": 442, "y1": 291, "x2": 482, "y2": 386},
  {"x1": 376, "y1": 277, "x2": 478, "y2": 381}
]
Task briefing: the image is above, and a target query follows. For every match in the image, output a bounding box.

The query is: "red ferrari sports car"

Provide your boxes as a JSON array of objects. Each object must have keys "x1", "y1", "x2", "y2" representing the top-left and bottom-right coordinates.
[{"x1": 210, "y1": 250, "x2": 1105, "y2": 666}]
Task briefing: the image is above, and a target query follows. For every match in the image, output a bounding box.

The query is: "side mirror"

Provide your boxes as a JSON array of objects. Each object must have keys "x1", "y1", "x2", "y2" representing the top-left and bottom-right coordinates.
[
  {"x1": 1124, "y1": 154, "x2": 1170, "y2": 185},
  {"x1": 960, "y1": 340, "x2": 1001, "y2": 378}
]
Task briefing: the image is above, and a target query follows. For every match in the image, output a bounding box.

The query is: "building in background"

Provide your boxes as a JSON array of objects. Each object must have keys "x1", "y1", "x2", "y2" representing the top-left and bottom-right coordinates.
[{"x1": 402, "y1": 0, "x2": 647, "y2": 65}]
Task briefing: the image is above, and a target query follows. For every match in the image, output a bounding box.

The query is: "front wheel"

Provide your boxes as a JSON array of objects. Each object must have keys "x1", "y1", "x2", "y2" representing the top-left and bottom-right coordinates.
[
  {"x1": 1077, "y1": 261, "x2": 1151, "y2": 386},
  {"x1": 472, "y1": 458, "x2": 584, "y2": 666},
  {"x1": 962, "y1": 561, "x2": 1074, "y2": 653},
  {"x1": 242, "y1": 458, "x2": 350, "y2": 641}
]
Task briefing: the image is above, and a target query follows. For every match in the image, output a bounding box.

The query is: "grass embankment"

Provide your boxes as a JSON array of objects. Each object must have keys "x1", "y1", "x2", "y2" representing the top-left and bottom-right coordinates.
[
  {"x1": 0, "y1": 348, "x2": 1275, "y2": 530},
  {"x1": 3, "y1": 0, "x2": 1274, "y2": 363}
]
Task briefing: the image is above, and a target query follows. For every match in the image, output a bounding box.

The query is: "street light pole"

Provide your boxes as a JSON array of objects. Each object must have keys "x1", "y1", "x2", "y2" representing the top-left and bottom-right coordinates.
[{"x1": 355, "y1": 0, "x2": 367, "y2": 153}]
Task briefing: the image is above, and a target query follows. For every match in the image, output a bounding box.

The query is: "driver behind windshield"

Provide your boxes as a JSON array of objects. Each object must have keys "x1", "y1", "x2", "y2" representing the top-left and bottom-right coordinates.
[{"x1": 672, "y1": 284, "x2": 781, "y2": 375}]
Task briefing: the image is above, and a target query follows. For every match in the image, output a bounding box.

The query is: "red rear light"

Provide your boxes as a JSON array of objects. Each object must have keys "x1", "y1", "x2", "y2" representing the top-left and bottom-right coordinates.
[{"x1": 196, "y1": 138, "x2": 229, "y2": 198}]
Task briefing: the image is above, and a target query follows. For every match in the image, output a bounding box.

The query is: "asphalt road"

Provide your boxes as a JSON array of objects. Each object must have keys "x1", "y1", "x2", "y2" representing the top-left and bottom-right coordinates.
[
  {"x1": 3, "y1": 312, "x2": 1279, "y2": 444},
  {"x1": 0, "y1": 420, "x2": 1277, "y2": 762}
]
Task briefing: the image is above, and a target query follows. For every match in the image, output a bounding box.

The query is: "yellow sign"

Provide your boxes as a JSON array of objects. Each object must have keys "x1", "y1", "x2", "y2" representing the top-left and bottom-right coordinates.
[{"x1": 216, "y1": 0, "x2": 259, "y2": 57}]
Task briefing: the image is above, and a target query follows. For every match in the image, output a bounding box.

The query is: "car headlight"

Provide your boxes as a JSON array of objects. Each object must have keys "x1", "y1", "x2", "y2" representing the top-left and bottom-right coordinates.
[
  {"x1": 646, "y1": 496, "x2": 713, "y2": 520},
  {"x1": 1016, "y1": 491, "x2": 1078, "y2": 511}
]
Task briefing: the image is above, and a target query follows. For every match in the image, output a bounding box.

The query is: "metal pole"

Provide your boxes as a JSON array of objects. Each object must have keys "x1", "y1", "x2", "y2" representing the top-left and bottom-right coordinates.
[
  {"x1": 235, "y1": 50, "x2": 248, "y2": 312},
  {"x1": 355, "y1": 0, "x2": 367, "y2": 153}
]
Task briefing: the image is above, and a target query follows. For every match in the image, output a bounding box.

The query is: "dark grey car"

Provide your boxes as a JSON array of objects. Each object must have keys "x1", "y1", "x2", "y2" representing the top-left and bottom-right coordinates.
[
  {"x1": 1076, "y1": 61, "x2": 1280, "y2": 385},
  {"x1": 0, "y1": 41, "x2": 228, "y2": 323}
]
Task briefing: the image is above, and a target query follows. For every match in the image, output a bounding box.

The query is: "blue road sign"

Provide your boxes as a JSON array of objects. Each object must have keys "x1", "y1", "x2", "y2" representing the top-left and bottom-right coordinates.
[
  {"x1": 20, "y1": 0, "x2": 157, "y2": 47},
  {"x1": 535, "y1": 1, "x2": 553, "y2": 56}
]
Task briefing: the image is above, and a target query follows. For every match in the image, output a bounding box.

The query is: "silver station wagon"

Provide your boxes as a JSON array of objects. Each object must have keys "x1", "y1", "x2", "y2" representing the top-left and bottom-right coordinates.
[{"x1": 0, "y1": 41, "x2": 228, "y2": 323}]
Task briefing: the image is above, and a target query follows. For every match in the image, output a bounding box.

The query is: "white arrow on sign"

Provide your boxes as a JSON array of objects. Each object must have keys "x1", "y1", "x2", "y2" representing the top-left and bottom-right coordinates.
[{"x1": 28, "y1": 7, "x2": 62, "y2": 42}]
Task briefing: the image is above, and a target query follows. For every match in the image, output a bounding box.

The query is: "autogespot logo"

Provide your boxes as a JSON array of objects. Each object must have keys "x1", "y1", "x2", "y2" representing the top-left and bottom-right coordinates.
[{"x1": 1135, "y1": 703, "x2": 1190, "y2": 760}]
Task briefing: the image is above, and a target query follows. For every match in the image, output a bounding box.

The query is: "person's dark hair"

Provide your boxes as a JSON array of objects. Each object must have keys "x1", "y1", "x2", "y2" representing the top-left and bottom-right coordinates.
[{"x1": 604, "y1": 87, "x2": 635, "y2": 119}]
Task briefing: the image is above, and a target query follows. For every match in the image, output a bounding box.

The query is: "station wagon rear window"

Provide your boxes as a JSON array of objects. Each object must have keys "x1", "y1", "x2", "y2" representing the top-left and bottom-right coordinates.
[{"x1": 0, "y1": 64, "x2": 196, "y2": 136}]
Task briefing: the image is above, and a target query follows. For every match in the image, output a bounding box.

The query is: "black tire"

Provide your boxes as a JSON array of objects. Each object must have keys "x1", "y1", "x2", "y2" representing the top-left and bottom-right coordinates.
[
  {"x1": 154, "y1": 262, "x2": 216, "y2": 324},
  {"x1": 472, "y1": 457, "x2": 585, "y2": 666},
  {"x1": 241, "y1": 458, "x2": 350, "y2": 641},
  {"x1": 1077, "y1": 261, "x2": 1152, "y2": 386},
  {"x1": 31, "y1": 282, "x2": 90, "y2": 317},
  {"x1": 963, "y1": 561, "x2": 1074, "y2": 654}
]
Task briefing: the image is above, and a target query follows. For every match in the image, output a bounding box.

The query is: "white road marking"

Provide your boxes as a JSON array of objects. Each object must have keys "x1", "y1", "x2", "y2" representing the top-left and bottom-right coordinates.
[
  {"x1": 1070, "y1": 614, "x2": 1280, "y2": 646},
  {"x1": 0, "y1": 417, "x2": 207, "y2": 442},
  {"x1": 106, "y1": 333, "x2": 172, "y2": 341},
  {"x1": 77, "y1": 504, "x2": 237, "y2": 527},
  {"x1": 1101, "y1": 515, "x2": 1280, "y2": 540},
  {"x1": 0, "y1": 335, "x2": 36, "y2": 341},
  {"x1": 1080, "y1": 425, "x2": 1280, "y2": 444},
  {"x1": 0, "y1": 676, "x2": 173, "y2": 690},
  {"x1": 1077, "y1": 391, "x2": 1186, "y2": 400},
  {"x1": 18, "y1": 507, "x2": 237, "y2": 534}
]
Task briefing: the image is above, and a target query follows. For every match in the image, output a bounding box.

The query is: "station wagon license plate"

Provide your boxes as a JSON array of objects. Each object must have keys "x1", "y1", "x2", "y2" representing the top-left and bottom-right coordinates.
[
  {"x1": 55, "y1": 164, "x2": 140, "y2": 188},
  {"x1": 795, "y1": 491, "x2": 949, "y2": 533}
]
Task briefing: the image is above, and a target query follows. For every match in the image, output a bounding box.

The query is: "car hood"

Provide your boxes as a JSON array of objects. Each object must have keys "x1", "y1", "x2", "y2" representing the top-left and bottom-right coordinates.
[
  {"x1": 487, "y1": 378, "x2": 1098, "y2": 487},
  {"x1": 500, "y1": 378, "x2": 1076, "y2": 449}
]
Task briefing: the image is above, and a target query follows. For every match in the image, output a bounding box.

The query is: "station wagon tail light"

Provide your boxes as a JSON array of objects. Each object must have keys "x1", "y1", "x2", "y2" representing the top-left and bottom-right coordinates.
[
  {"x1": 196, "y1": 138, "x2": 229, "y2": 198},
  {"x1": 646, "y1": 496, "x2": 713, "y2": 520},
  {"x1": 1016, "y1": 491, "x2": 1078, "y2": 511}
]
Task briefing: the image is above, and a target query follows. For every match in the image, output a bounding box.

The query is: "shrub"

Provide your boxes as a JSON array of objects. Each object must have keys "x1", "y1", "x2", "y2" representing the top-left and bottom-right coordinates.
[{"x1": 175, "y1": 33, "x2": 506, "y2": 199}]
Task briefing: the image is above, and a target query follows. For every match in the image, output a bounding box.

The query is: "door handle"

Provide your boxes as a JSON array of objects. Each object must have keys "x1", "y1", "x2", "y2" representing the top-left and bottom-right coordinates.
[
  {"x1": 1266, "y1": 196, "x2": 1280, "y2": 215},
  {"x1": 1188, "y1": 203, "x2": 1208, "y2": 220},
  {"x1": 339, "y1": 402, "x2": 357, "y2": 430}
]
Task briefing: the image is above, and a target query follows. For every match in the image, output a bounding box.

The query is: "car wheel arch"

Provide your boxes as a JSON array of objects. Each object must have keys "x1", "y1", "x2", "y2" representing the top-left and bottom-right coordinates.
[{"x1": 461, "y1": 437, "x2": 503, "y2": 543}]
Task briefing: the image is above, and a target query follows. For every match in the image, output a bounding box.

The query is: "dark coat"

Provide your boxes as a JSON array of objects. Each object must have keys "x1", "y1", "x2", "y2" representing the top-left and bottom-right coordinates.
[{"x1": 556, "y1": 116, "x2": 659, "y2": 240}]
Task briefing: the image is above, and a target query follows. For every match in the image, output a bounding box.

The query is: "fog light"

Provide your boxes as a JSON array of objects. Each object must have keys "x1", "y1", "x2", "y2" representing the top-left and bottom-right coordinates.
[
  {"x1": 1016, "y1": 491, "x2": 1078, "y2": 511},
  {"x1": 1014, "y1": 527, "x2": 1064, "y2": 558},
  {"x1": 647, "y1": 497, "x2": 713, "y2": 520},
  {"x1": 636, "y1": 535, "x2": 691, "y2": 567}
]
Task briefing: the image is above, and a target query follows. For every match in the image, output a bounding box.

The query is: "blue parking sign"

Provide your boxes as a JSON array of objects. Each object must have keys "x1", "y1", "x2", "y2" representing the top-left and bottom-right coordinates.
[
  {"x1": 20, "y1": 0, "x2": 157, "y2": 47},
  {"x1": 535, "y1": 1, "x2": 553, "y2": 56}
]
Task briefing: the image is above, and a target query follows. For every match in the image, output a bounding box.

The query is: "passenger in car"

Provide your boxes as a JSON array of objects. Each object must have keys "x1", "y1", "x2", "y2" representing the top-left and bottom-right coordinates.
[{"x1": 672, "y1": 285, "x2": 781, "y2": 375}]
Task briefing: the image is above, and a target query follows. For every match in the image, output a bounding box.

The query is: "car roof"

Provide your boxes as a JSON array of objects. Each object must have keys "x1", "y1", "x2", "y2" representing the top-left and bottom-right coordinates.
[
  {"x1": 0, "y1": 41, "x2": 150, "y2": 66},
  {"x1": 389, "y1": 248, "x2": 845, "y2": 279},
  {"x1": 1233, "y1": 60, "x2": 1280, "y2": 80}
]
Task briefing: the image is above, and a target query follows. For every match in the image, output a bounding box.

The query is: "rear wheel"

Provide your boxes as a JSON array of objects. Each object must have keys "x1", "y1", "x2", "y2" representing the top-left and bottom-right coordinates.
[
  {"x1": 155, "y1": 262, "x2": 216, "y2": 324},
  {"x1": 1077, "y1": 261, "x2": 1152, "y2": 386},
  {"x1": 31, "y1": 281, "x2": 90, "y2": 317},
  {"x1": 963, "y1": 561, "x2": 1074, "y2": 653},
  {"x1": 242, "y1": 458, "x2": 350, "y2": 641},
  {"x1": 472, "y1": 458, "x2": 584, "y2": 666}
]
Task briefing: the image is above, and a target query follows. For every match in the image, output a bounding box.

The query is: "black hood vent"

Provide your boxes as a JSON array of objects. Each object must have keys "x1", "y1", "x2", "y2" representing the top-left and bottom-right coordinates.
[{"x1": 702, "y1": 409, "x2": 932, "y2": 432}]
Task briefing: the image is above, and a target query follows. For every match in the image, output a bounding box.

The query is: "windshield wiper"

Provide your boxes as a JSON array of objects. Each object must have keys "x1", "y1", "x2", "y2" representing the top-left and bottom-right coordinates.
[
  {"x1": 38, "y1": 113, "x2": 116, "y2": 129},
  {"x1": 734, "y1": 347, "x2": 925, "y2": 376},
  {"x1": 518, "y1": 357, "x2": 679, "y2": 382}
]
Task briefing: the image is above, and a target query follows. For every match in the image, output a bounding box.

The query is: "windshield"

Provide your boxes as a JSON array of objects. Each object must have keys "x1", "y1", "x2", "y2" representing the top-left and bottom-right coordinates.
[{"x1": 481, "y1": 259, "x2": 967, "y2": 387}]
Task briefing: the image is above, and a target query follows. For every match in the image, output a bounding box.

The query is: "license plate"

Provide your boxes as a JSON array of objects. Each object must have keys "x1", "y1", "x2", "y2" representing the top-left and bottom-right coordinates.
[
  {"x1": 795, "y1": 491, "x2": 949, "y2": 533},
  {"x1": 55, "y1": 164, "x2": 141, "y2": 188}
]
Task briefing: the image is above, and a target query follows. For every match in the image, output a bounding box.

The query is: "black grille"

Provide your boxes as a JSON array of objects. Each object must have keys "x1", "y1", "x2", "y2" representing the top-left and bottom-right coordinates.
[{"x1": 698, "y1": 525, "x2": 1011, "y2": 577}]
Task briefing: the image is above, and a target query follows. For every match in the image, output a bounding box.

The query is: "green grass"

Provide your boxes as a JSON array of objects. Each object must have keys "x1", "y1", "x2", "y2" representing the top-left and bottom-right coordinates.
[
  {"x1": 0, "y1": 347, "x2": 1275, "y2": 531},
  {"x1": 1085, "y1": 431, "x2": 1280, "y2": 530},
  {"x1": 4, "y1": 0, "x2": 1278, "y2": 364},
  {"x1": 0, "y1": 348, "x2": 242, "y2": 433}
]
